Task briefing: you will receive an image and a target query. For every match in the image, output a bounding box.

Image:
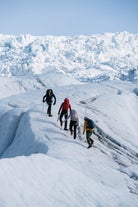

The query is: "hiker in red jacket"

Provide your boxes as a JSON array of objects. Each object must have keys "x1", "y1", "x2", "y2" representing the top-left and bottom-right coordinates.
[{"x1": 58, "y1": 98, "x2": 71, "y2": 130}]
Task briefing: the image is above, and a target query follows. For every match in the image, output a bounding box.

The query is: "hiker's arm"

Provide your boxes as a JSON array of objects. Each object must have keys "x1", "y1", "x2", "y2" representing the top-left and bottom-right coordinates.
[
  {"x1": 53, "y1": 94, "x2": 56, "y2": 105},
  {"x1": 43, "y1": 95, "x2": 46, "y2": 102},
  {"x1": 58, "y1": 103, "x2": 63, "y2": 114},
  {"x1": 83, "y1": 121, "x2": 87, "y2": 134},
  {"x1": 69, "y1": 104, "x2": 71, "y2": 114}
]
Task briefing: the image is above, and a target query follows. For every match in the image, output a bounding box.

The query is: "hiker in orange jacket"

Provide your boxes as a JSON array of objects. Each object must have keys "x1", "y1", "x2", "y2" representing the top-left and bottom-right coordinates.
[{"x1": 83, "y1": 117, "x2": 94, "y2": 148}]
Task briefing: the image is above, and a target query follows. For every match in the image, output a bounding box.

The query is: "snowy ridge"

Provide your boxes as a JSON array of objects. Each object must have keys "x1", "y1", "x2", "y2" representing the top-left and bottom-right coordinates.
[
  {"x1": 0, "y1": 32, "x2": 138, "y2": 206},
  {"x1": 0, "y1": 77, "x2": 138, "y2": 207},
  {"x1": 0, "y1": 31, "x2": 138, "y2": 82}
]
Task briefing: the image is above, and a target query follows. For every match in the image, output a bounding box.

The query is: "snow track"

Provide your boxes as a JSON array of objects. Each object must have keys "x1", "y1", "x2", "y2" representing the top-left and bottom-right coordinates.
[{"x1": 94, "y1": 125, "x2": 138, "y2": 165}]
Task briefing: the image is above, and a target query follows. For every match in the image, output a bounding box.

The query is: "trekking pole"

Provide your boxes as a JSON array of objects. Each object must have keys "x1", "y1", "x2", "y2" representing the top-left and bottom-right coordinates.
[
  {"x1": 77, "y1": 125, "x2": 82, "y2": 140},
  {"x1": 57, "y1": 113, "x2": 60, "y2": 121},
  {"x1": 42, "y1": 102, "x2": 44, "y2": 111}
]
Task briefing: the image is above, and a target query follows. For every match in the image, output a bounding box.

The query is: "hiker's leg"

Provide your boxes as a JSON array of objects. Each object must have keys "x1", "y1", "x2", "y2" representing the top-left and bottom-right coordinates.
[
  {"x1": 64, "y1": 111, "x2": 68, "y2": 129},
  {"x1": 48, "y1": 103, "x2": 52, "y2": 115},
  {"x1": 86, "y1": 131, "x2": 92, "y2": 146},
  {"x1": 60, "y1": 111, "x2": 64, "y2": 126},
  {"x1": 74, "y1": 124, "x2": 77, "y2": 139},
  {"x1": 70, "y1": 121, "x2": 73, "y2": 134}
]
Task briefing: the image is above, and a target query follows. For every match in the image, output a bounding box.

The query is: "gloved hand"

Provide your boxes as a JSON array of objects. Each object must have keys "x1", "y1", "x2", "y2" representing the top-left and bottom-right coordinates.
[
  {"x1": 83, "y1": 132, "x2": 84, "y2": 135},
  {"x1": 42, "y1": 100, "x2": 45, "y2": 103},
  {"x1": 53, "y1": 102, "x2": 56, "y2": 105}
]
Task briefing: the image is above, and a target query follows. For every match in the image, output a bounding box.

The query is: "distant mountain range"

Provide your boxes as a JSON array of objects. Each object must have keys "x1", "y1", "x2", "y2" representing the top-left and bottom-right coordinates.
[{"x1": 0, "y1": 31, "x2": 138, "y2": 82}]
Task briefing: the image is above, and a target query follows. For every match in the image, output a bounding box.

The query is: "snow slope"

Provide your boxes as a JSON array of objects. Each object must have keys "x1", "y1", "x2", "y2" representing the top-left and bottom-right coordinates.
[
  {"x1": 0, "y1": 31, "x2": 138, "y2": 206},
  {"x1": 0, "y1": 73, "x2": 138, "y2": 207}
]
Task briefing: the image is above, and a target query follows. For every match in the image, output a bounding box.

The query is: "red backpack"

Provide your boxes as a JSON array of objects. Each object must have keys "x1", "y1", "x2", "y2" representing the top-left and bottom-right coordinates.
[{"x1": 63, "y1": 98, "x2": 70, "y2": 110}]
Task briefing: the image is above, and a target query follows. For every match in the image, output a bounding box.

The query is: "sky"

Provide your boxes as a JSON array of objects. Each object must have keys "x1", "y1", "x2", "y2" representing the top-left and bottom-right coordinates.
[{"x1": 0, "y1": 0, "x2": 138, "y2": 36}]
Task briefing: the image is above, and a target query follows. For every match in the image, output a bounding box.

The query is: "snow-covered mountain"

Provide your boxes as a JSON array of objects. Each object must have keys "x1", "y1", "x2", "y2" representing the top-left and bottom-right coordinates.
[
  {"x1": 0, "y1": 31, "x2": 138, "y2": 82},
  {"x1": 0, "y1": 32, "x2": 138, "y2": 207}
]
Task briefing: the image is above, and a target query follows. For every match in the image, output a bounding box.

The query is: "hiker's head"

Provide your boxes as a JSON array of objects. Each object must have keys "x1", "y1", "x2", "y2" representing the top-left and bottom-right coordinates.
[
  {"x1": 46, "y1": 89, "x2": 53, "y2": 95},
  {"x1": 84, "y1": 116, "x2": 88, "y2": 121},
  {"x1": 64, "y1": 98, "x2": 69, "y2": 103}
]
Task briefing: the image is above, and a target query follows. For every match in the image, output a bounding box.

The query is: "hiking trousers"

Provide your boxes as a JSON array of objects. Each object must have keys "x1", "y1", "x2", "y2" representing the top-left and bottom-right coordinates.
[
  {"x1": 69, "y1": 120, "x2": 78, "y2": 139},
  {"x1": 60, "y1": 110, "x2": 68, "y2": 129},
  {"x1": 86, "y1": 130, "x2": 93, "y2": 146},
  {"x1": 47, "y1": 102, "x2": 52, "y2": 115}
]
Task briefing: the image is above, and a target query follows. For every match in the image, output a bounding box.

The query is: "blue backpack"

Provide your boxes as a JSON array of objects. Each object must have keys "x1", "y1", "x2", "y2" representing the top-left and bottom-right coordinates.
[{"x1": 87, "y1": 119, "x2": 94, "y2": 129}]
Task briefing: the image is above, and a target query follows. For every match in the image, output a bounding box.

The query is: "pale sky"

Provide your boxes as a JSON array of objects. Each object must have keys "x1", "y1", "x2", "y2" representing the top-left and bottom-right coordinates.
[{"x1": 0, "y1": 0, "x2": 138, "y2": 36}]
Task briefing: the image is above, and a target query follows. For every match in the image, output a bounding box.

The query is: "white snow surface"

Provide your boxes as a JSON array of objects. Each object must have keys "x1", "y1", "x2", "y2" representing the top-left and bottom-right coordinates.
[
  {"x1": 0, "y1": 32, "x2": 138, "y2": 207},
  {"x1": 0, "y1": 32, "x2": 138, "y2": 82}
]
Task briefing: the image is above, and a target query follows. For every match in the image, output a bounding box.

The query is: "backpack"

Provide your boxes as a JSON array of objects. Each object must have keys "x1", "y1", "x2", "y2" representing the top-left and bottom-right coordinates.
[
  {"x1": 87, "y1": 119, "x2": 94, "y2": 129},
  {"x1": 70, "y1": 109, "x2": 78, "y2": 121},
  {"x1": 63, "y1": 98, "x2": 70, "y2": 110}
]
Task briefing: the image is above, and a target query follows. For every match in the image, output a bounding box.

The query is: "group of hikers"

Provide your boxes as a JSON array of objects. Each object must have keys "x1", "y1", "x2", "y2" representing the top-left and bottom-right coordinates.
[{"x1": 43, "y1": 89, "x2": 95, "y2": 148}]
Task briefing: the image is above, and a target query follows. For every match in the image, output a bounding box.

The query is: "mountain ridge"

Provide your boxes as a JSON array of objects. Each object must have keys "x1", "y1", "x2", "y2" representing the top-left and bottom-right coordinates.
[{"x1": 0, "y1": 31, "x2": 138, "y2": 82}]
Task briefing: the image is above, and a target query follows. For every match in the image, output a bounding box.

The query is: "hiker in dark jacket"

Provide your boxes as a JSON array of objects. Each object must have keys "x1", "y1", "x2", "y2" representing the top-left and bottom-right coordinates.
[
  {"x1": 43, "y1": 89, "x2": 56, "y2": 117},
  {"x1": 58, "y1": 98, "x2": 71, "y2": 130},
  {"x1": 83, "y1": 117, "x2": 94, "y2": 148}
]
